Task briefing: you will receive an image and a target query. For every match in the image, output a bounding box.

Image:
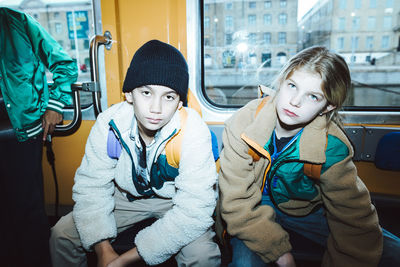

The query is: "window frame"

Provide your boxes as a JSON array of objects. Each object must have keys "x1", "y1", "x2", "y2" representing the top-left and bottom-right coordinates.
[{"x1": 187, "y1": 0, "x2": 400, "y2": 124}]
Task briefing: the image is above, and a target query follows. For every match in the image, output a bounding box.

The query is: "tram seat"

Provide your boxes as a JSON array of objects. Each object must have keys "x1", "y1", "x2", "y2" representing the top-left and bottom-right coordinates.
[{"x1": 374, "y1": 132, "x2": 400, "y2": 171}]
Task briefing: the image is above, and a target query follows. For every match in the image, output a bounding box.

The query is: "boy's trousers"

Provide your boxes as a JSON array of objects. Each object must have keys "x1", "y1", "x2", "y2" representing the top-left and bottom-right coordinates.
[{"x1": 50, "y1": 187, "x2": 221, "y2": 267}]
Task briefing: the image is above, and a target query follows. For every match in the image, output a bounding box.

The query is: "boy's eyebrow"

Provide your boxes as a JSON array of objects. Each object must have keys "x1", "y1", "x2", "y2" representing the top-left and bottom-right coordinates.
[{"x1": 142, "y1": 85, "x2": 178, "y2": 95}]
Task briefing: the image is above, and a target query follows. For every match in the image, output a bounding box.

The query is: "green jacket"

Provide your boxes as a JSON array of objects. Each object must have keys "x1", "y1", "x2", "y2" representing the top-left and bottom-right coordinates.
[
  {"x1": 217, "y1": 97, "x2": 383, "y2": 267},
  {"x1": 0, "y1": 7, "x2": 77, "y2": 141},
  {"x1": 263, "y1": 127, "x2": 349, "y2": 210}
]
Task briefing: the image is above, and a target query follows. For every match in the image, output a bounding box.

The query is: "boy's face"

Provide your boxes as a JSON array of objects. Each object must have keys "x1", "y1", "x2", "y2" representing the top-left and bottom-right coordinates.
[
  {"x1": 125, "y1": 85, "x2": 182, "y2": 138},
  {"x1": 276, "y1": 68, "x2": 336, "y2": 132}
]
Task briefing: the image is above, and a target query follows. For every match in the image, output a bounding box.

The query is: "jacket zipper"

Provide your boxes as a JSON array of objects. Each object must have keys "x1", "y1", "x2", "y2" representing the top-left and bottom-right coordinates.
[{"x1": 266, "y1": 158, "x2": 321, "y2": 217}]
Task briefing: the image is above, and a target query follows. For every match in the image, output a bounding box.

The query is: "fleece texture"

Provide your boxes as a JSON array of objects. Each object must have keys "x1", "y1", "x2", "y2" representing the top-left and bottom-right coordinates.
[{"x1": 72, "y1": 101, "x2": 217, "y2": 265}]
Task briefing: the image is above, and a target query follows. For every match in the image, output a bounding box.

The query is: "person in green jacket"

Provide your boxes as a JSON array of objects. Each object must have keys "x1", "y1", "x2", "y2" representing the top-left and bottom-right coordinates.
[
  {"x1": 0, "y1": 7, "x2": 77, "y2": 267},
  {"x1": 216, "y1": 46, "x2": 400, "y2": 267}
]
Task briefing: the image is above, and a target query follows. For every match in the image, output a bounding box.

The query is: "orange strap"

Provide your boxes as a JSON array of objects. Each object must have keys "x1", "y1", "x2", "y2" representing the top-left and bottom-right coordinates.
[
  {"x1": 165, "y1": 108, "x2": 188, "y2": 168},
  {"x1": 248, "y1": 96, "x2": 270, "y2": 162},
  {"x1": 303, "y1": 163, "x2": 322, "y2": 180},
  {"x1": 255, "y1": 96, "x2": 270, "y2": 117}
]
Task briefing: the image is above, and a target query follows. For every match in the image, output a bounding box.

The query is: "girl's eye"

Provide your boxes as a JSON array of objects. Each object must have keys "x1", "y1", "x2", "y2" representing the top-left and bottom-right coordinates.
[
  {"x1": 309, "y1": 94, "x2": 319, "y2": 101},
  {"x1": 288, "y1": 83, "x2": 296, "y2": 89}
]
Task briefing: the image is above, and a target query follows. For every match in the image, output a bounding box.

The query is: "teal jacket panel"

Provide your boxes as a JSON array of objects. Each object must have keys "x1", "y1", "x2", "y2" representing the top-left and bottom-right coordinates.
[
  {"x1": 264, "y1": 134, "x2": 350, "y2": 208},
  {"x1": 109, "y1": 119, "x2": 179, "y2": 198}
]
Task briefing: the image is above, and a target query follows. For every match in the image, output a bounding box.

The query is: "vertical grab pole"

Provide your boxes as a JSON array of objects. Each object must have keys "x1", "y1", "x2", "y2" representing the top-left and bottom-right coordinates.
[{"x1": 89, "y1": 31, "x2": 113, "y2": 118}]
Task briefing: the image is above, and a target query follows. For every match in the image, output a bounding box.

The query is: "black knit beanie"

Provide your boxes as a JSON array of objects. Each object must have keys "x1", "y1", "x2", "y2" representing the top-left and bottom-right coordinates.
[{"x1": 122, "y1": 40, "x2": 189, "y2": 106}]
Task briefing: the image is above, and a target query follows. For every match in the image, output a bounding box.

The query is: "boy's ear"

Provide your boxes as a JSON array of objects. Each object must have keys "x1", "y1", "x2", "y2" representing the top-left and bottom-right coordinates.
[
  {"x1": 125, "y1": 92, "x2": 133, "y2": 103},
  {"x1": 322, "y1": 104, "x2": 336, "y2": 114},
  {"x1": 178, "y1": 101, "x2": 183, "y2": 110}
]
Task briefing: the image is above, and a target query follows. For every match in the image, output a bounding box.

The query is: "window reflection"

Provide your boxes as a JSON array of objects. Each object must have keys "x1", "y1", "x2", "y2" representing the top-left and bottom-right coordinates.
[{"x1": 203, "y1": 0, "x2": 400, "y2": 108}]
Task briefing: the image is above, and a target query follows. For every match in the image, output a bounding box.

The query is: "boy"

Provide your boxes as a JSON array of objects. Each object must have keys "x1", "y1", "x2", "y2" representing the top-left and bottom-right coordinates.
[{"x1": 50, "y1": 40, "x2": 221, "y2": 267}]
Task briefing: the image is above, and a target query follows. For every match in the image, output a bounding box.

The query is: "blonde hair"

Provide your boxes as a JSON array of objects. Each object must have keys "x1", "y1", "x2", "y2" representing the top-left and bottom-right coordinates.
[{"x1": 272, "y1": 46, "x2": 351, "y2": 125}]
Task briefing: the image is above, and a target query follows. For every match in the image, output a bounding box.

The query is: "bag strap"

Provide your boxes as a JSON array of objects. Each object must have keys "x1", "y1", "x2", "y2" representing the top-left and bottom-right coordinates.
[{"x1": 165, "y1": 108, "x2": 188, "y2": 168}]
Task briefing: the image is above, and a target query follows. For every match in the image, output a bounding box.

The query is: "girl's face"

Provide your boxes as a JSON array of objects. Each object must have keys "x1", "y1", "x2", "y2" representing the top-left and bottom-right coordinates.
[{"x1": 275, "y1": 68, "x2": 336, "y2": 136}]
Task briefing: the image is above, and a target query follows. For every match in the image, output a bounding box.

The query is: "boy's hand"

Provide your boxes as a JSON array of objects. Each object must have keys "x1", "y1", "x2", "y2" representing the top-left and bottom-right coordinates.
[
  {"x1": 42, "y1": 109, "x2": 62, "y2": 140},
  {"x1": 106, "y1": 247, "x2": 141, "y2": 267},
  {"x1": 94, "y1": 240, "x2": 119, "y2": 267},
  {"x1": 275, "y1": 252, "x2": 296, "y2": 267}
]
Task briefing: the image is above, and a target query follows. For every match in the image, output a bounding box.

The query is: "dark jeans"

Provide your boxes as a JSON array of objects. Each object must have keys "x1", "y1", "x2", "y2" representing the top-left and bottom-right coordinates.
[
  {"x1": 0, "y1": 135, "x2": 51, "y2": 267},
  {"x1": 229, "y1": 195, "x2": 400, "y2": 267}
]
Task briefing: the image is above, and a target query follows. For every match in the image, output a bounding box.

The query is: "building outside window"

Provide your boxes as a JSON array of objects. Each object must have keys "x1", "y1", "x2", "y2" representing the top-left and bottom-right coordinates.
[
  {"x1": 263, "y1": 32, "x2": 271, "y2": 44},
  {"x1": 249, "y1": 33, "x2": 257, "y2": 44},
  {"x1": 204, "y1": 36, "x2": 210, "y2": 46},
  {"x1": 278, "y1": 13, "x2": 287, "y2": 25},
  {"x1": 264, "y1": 0, "x2": 271, "y2": 8},
  {"x1": 337, "y1": 37, "x2": 344, "y2": 50},
  {"x1": 366, "y1": 36, "x2": 374, "y2": 50},
  {"x1": 249, "y1": 2, "x2": 256, "y2": 9},
  {"x1": 225, "y1": 33, "x2": 233, "y2": 45},
  {"x1": 248, "y1": 14, "x2": 256, "y2": 25},
  {"x1": 70, "y1": 39, "x2": 75, "y2": 50},
  {"x1": 369, "y1": 0, "x2": 377, "y2": 8},
  {"x1": 383, "y1": 16, "x2": 392, "y2": 30},
  {"x1": 339, "y1": 0, "x2": 346, "y2": 9},
  {"x1": 339, "y1": 17, "x2": 345, "y2": 31},
  {"x1": 264, "y1": 14, "x2": 272, "y2": 25},
  {"x1": 280, "y1": 0, "x2": 286, "y2": 8},
  {"x1": 55, "y1": 22, "x2": 62, "y2": 34},
  {"x1": 367, "y1": 16, "x2": 376, "y2": 30},
  {"x1": 225, "y1": 16, "x2": 233, "y2": 31},
  {"x1": 352, "y1": 16, "x2": 360, "y2": 30},
  {"x1": 354, "y1": 0, "x2": 362, "y2": 9},
  {"x1": 278, "y1": 32, "x2": 286, "y2": 44},
  {"x1": 382, "y1": 35, "x2": 389, "y2": 49},
  {"x1": 351, "y1": 36, "x2": 359, "y2": 50},
  {"x1": 204, "y1": 16, "x2": 210, "y2": 28}
]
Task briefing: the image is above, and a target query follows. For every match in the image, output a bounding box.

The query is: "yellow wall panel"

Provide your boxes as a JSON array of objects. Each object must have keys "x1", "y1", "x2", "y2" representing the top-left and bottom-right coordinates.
[
  {"x1": 355, "y1": 162, "x2": 400, "y2": 197},
  {"x1": 42, "y1": 120, "x2": 94, "y2": 206},
  {"x1": 102, "y1": 0, "x2": 187, "y2": 106}
]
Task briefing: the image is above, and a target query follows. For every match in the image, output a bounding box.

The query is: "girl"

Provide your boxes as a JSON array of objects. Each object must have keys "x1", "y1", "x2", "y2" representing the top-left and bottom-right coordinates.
[{"x1": 216, "y1": 46, "x2": 400, "y2": 267}]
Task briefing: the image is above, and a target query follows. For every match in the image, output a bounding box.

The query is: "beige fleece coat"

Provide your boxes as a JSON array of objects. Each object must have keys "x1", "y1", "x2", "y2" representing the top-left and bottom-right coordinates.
[{"x1": 216, "y1": 97, "x2": 383, "y2": 267}]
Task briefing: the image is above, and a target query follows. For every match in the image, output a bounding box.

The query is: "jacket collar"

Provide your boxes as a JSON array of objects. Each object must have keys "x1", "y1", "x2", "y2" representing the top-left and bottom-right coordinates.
[{"x1": 241, "y1": 97, "x2": 328, "y2": 164}]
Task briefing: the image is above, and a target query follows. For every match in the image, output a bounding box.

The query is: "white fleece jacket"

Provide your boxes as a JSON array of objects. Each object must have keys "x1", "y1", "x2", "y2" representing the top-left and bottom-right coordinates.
[{"x1": 72, "y1": 101, "x2": 217, "y2": 265}]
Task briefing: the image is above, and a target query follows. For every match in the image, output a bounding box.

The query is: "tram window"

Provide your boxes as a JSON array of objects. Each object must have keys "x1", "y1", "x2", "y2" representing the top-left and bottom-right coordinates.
[
  {"x1": 1, "y1": 0, "x2": 95, "y2": 108},
  {"x1": 202, "y1": 0, "x2": 400, "y2": 109}
]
